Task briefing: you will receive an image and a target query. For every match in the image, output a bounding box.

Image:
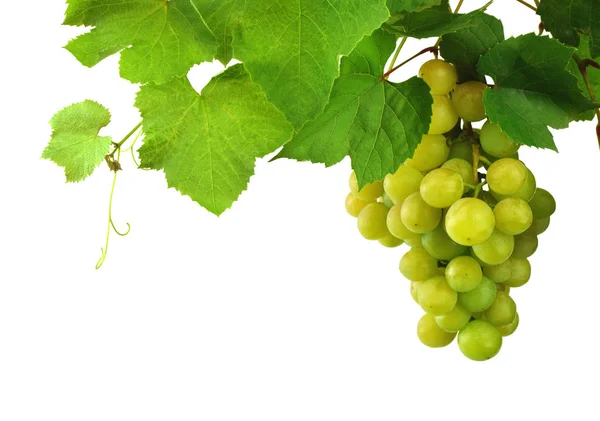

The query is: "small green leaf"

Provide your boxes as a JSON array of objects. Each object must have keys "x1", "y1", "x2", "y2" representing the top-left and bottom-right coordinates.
[
  {"x1": 387, "y1": 0, "x2": 442, "y2": 13},
  {"x1": 42, "y1": 100, "x2": 112, "y2": 182},
  {"x1": 478, "y1": 34, "x2": 597, "y2": 150},
  {"x1": 136, "y1": 65, "x2": 293, "y2": 216},
  {"x1": 537, "y1": 0, "x2": 600, "y2": 58},
  {"x1": 277, "y1": 30, "x2": 432, "y2": 187},
  {"x1": 64, "y1": 0, "x2": 217, "y2": 85}
]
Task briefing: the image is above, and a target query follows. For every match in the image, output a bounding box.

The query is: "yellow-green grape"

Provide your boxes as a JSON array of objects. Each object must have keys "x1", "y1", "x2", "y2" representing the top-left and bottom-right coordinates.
[
  {"x1": 442, "y1": 158, "x2": 473, "y2": 193},
  {"x1": 345, "y1": 193, "x2": 371, "y2": 217},
  {"x1": 528, "y1": 188, "x2": 556, "y2": 219},
  {"x1": 523, "y1": 217, "x2": 550, "y2": 236},
  {"x1": 401, "y1": 192, "x2": 442, "y2": 234},
  {"x1": 409, "y1": 134, "x2": 450, "y2": 172},
  {"x1": 417, "y1": 275, "x2": 458, "y2": 315},
  {"x1": 496, "y1": 312, "x2": 519, "y2": 337},
  {"x1": 421, "y1": 226, "x2": 467, "y2": 261},
  {"x1": 482, "y1": 260, "x2": 512, "y2": 283},
  {"x1": 493, "y1": 198, "x2": 533, "y2": 235},
  {"x1": 483, "y1": 291, "x2": 517, "y2": 326},
  {"x1": 383, "y1": 164, "x2": 424, "y2": 204},
  {"x1": 399, "y1": 246, "x2": 439, "y2": 282},
  {"x1": 418, "y1": 59, "x2": 457, "y2": 95},
  {"x1": 458, "y1": 276, "x2": 497, "y2": 312},
  {"x1": 410, "y1": 282, "x2": 420, "y2": 304},
  {"x1": 504, "y1": 258, "x2": 531, "y2": 288},
  {"x1": 491, "y1": 168, "x2": 536, "y2": 202},
  {"x1": 472, "y1": 311, "x2": 485, "y2": 320},
  {"x1": 511, "y1": 234, "x2": 538, "y2": 259},
  {"x1": 378, "y1": 233, "x2": 404, "y2": 248},
  {"x1": 458, "y1": 320, "x2": 502, "y2": 361},
  {"x1": 451, "y1": 81, "x2": 487, "y2": 122},
  {"x1": 487, "y1": 158, "x2": 528, "y2": 195},
  {"x1": 357, "y1": 202, "x2": 389, "y2": 240},
  {"x1": 448, "y1": 140, "x2": 473, "y2": 163},
  {"x1": 479, "y1": 121, "x2": 520, "y2": 158},
  {"x1": 420, "y1": 168, "x2": 464, "y2": 208},
  {"x1": 382, "y1": 191, "x2": 394, "y2": 208},
  {"x1": 445, "y1": 198, "x2": 495, "y2": 246},
  {"x1": 435, "y1": 304, "x2": 471, "y2": 332},
  {"x1": 429, "y1": 95, "x2": 459, "y2": 134},
  {"x1": 387, "y1": 204, "x2": 423, "y2": 244},
  {"x1": 469, "y1": 248, "x2": 491, "y2": 268},
  {"x1": 446, "y1": 256, "x2": 483, "y2": 292},
  {"x1": 472, "y1": 229, "x2": 515, "y2": 265},
  {"x1": 417, "y1": 313, "x2": 457, "y2": 348},
  {"x1": 349, "y1": 171, "x2": 383, "y2": 201}
]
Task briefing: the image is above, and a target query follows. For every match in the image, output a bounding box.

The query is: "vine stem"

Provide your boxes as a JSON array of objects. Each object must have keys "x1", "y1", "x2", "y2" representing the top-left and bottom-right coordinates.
[
  {"x1": 431, "y1": 0, "x2": 465, "y2": 54},
  {"x1": 575, "y1": 55, "x2": 600, "y2": 148},
  {"x1": 515, "y1": 0, "x2": 537, "y2": 11},
  {"x1": 533, "y1": 0, "x2": 540, "y2": 6},
  {"x1": 111, "y1": 122, "x2": 143, "y2": 152},
  {"x1": 382, "y1": 47, "x2": 438, "y2": 79},
  {"x1": 386, "y1": 37, "x2": 408, "y2": 77}
]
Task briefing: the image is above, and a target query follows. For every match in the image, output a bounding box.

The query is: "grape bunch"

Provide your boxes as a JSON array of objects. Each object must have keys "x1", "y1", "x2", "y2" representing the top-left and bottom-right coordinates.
[{"x1": 345, "y1": 58, "x2": 556, "y2": 361}]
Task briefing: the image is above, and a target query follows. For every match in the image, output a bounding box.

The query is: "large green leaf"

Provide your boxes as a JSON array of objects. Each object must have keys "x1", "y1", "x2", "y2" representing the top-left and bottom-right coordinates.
[
  {"x1": 387, "y1": 0, "x2": 442, "y2": 13},
  {"x1": 537, "y1": 0, "x2": 600, "y2": 58},
  {"x1": 64, "y1": 0, "x2": 217, "y2": 84},
  {"x1": 136, "y1": 65, "x2": 293, "y2": 215},
  {"x1": 277, "y1": 30, "x2": 432, "y2": 187},
  {"x1": 478, "y1": 34, "x2": 597, "y2": 151},
  {"x1": 42, "y1": 101, "x2": 112, "y2": 182},
  {"x1": 232, "y1": 0, "x2": 390, "y2": 129}
]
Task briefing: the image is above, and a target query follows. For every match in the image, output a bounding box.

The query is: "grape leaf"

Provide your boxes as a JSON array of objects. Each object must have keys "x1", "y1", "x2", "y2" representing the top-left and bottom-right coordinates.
[
  {"x1": 537, "y1": 0, "x2": 600, "y2": 58},
  {"x1": 578, "y1": 35, "x2": 600, "y2": 105},
  {"x1": 385, "y1": 1, "x2": 492, "y2": 38},
  {"x1": 64, "y1": 0, "x2": 217, "y2": 85},
  {"x1": 232, "y1": 0, "x2": 390, "y2": 129},
  {"x1": 478, "y1": 34, "x2": 597, "y2": 151},
  {"x1": 439, "y1": 13, "x2": 504, "y2": 80},
  {"x1": 276, "y1": 30, "x2": 432, "y2": 187},
  {"x1": 42, "y1": 100, "x2": 112, "y2": 182},
  {"x1": 136, "y1": 65, "x2": 293, "y2": 215},
  {"x1": 387, "y1": 0, "x2": 442, "y2": 13}
]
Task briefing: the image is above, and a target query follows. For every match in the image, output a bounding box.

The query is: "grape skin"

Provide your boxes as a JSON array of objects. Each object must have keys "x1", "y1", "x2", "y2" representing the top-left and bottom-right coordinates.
[
  {"x1": 458, "y1": 320, "x2": 502, "y2": 361},
  {"x1": 446, "y1": 256, "x2": 483, "y2": 292},
  {"x1": 401, "y1": 192, "x2": 442, "y2": 234},
  {"x1": 349, "y1": 171, "x2": 383, "y2": 201},
  {"x1": 493, "y1": 198, "x2": 533, "y2": 235},
  {"x1": 417, "y1": 275, "x2": 458, "y2": 315},
  {"x1": 471, "y1": 229, "x2": 515, "y2": 266},
  {"x1": 419, "y1": 59, "x2": 457, "y2": 95},
  {"x1": 399, "y1": 247, "x2": 439, "y2": 282},
  {"x1": 409, "y1": 134, "x2": 449, "y2": 172},
  {"x1": 417, "y1": 313, "x2": 457, "y2": 348},
  {"x1": 458, "y1": 276, "x2": 497, "y2": 313},
  {"x1": 357, "y1": 202, "x2": 389, "y2": 240},
  {"x1": 445, "y1": 198, "x2": 495, "y2": 246},
  {"x1": 345, "y1": 193, "x2": 371, "y2": 217},
  {"x1": 429, "y1": 95, "x2": 459, "y2": 135},
  {"x1": 384, "y1": 164, "x2": 423, "y2": 204},
  {"x1": 480, "y1": 121, "x2": 519, "y2": 158},
  {"x1": 451, "y1": 81, "x2": 487, "y2": 122},
  {"x1": 487, "y1": 158, "x2": 528, "y2": 195},
  {"x1": 420, "y1": 168, "x2": 464, "y2": 208}
]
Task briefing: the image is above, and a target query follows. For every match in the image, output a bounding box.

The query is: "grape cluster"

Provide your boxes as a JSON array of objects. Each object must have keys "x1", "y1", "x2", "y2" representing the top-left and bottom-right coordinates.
[{"x1": 345, "y1": 59, "x2": 556, "y2": 361}]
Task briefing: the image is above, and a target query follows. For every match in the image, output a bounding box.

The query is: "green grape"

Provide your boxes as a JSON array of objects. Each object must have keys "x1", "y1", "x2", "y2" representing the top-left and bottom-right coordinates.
[
  {"x1": 446, "y1": 256, "x2": 483, "y2": 292},
  {"x1": 442, "y1": 158, "x2": 474, "y2": 193},
  {"x1": 429, "y1": 95, "x2": 459, "y2": 135},
  {"x1": 420, "y1": 168, "x2": 464, "y2": 208},
  {"x1": 384, "y1": 164, "x2": 424, "y2": 204},
  {"x1": 523, "y1": 217, "x2": 550, "y2": 236},
  {"x1": 408, "y1": 134, "x2": 450, "y2": 172},
  {"x1": 472, "y1": 229, "x2": 514, "y2": 265},
  {"x1": 399, "y1": 247, "x2": 439, "y2": 282},
  {"x1": 496, "y1": 283, "x2": 511, "y2": 294},
  {"x1": 421, "y1": 226, "x2": 467, "y2": 261},
  {"x1": 349, "y1": 171, "x2": 383, "y2": 201},
  {"x1": 491, "y1": 168, "x2": 537, "y2": 202},
  {"x1": 382, "y1": 191, "x2": 394, "y2": 208},
  {"x1": 511, "y1": 234, "x2": 538, "y2": 259},
  {"x1": 435, "y1": 304, "x2": 471, "y2": 332},
  {"x1": 401, "y1": 192, "x2": 442, "y2": 234},
  {"x1": 445, "y1": 198, "x2": 495, "y2": 246},
  {"x1": 482, "y1": 260, "x2": 512, "y2": 283},
  {"x1": 448, "y1": 140, "x2": 473, "y2": 163},
  {"x1": 410, "y1": 282, "x2": 420, "y2": 304},
  {"x1": 387, "y1": 204, "x2": 424, "y2": 244},
  {"x1": 487, "y1": 158, "x2": 528, "y2": 195},
  {"x1": 479, "y1": 121, "x2": 520, "y2": 158},
  {"x1": 379, "y1": 233, "x2": 404, "y2": 248},
  {"x1": 493, "y1": 198, "x2": 533, "y2": 235},
  {"x1": 472, "y1": 311, "x2": 485, "y2": 320},
  {"x1": 418, "y1": 275, "x2": 458, "y2": 315},
  {"x1": 357, "y1": 202, "x2": 389, "y2": 240},
  {"x1": 451, "y1": 81, "x2": 487, "y2": 122},
  {"x1": 417, "y1": 313, "x2": 457, "y2": 348},
  {"x1": 458, "y1": 276, "x2": 497, "y2": 312},
  {"x1": 528, "y1": 188, "x2": 556, "y2": 219},
  {"x1": 496, "y1": 312, "x2": 519, "y2": 337},
  {"x1": 345, "y1": 193, "x2": 372, "y2": 217},
  {"x1": 504, "y1": 258, "x2": 531, "y2": 288},
  {"x1": 418, "y1": 59, "x2": 457, "y2": 95},
  {"x1": 483, "y1": 291, "x2": 517, "y2": 326},
  {"x1": 458, "y1": 320, "x2": 502, "y2": 361}
]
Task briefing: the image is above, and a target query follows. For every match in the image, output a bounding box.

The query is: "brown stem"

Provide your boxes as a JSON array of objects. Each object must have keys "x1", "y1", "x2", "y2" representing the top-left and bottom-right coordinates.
[
  {"x1": 382, "y1": 47, "x2": 438, "y2": 79},
  {"x1": 515, "y1": 0, "x2": 537, "y2": 11},
  {"x1": 576, "y1": 55, "x2": 600, "y2": 149}
]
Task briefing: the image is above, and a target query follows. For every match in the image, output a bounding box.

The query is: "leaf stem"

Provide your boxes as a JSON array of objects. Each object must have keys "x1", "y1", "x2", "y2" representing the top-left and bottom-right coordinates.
[
  {"x1": 382, "y1": 46, "x2": 438, "y2": 79},
  {"x1": 453, "y1": 0, "x2": 465, "y2": 13},
  {"x1": 575, "y1": 55, "x2": 600, "y2": 148},
  {"x1": 113, "y1": 122, "x2": 143, "y2": 150},
  {"x1": 479, "y1": 155, "x2": 492, "y2": 166},
  {"x1": 515, "y1": 0, "x2": 537, "y2": 12},
  {"x1": 386, "y1": 37, "x2": 408, "y2": 76},
  {"x1": 533, "y1": 0, "x2": 540, "y2": 6}
]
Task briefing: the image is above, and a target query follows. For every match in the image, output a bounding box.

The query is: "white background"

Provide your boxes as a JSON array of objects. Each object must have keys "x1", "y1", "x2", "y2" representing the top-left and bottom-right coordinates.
[{"x1": 2, "y1": 1, "x2": 600, "y2": 420}]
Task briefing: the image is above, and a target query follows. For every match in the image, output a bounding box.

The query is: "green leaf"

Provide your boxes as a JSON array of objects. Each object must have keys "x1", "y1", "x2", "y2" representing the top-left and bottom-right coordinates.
[
  {"x1": 42, "y1": 100, "x2": 112, "y2": 182},
  {"x1": 387, "y1": 0, "x2": 442, "y2": 13},
  {"x1": 64, "y1": 0, "x2": 217, "y2": 85},
  {"x1": 136, "y1": 65, "x2": 293, "y2": 215},
  {"x1": 537, "y1": 0, "x2": 600, "y2": 58},
  {"x1": 578, "y1": 35, "x2": 600, "y2": 108},
  {"x1": 232, "y1": 0, "x2": 390, "y2": 129},
  {"x1": 277, "y1": 30, "x2": 432, "y2": 187},
  {"x1": 439, "y1": 13, "x2": 504, "y2": 80},
  {"x1": 478, "y1": 34, "x2": 597, "y2": 151},
  {"x1": 385, "y1": 1, "x2": 492, "y2": 39}
]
